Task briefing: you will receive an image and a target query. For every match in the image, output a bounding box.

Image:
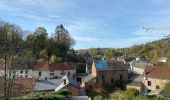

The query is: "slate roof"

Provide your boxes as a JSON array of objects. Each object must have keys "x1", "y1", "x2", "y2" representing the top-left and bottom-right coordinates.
[
  {"x1": 35, "y1": 76, "x2": 80, "y2": 92},
  {"x1": 55, "y1": 76, "x2": 80, "y2": 92},
  {"x1": 34, "y1": 79, "x2": 63, "y2": 91},
  {"x1": 127, "y1": 81, "x2": 142, "y2": 87},
  {"x1": 82, "y1": 74, "x2": 95, "y2": 83},
  {"x1": 145, "y1": 66, "x2": 170, "y2": 79}
]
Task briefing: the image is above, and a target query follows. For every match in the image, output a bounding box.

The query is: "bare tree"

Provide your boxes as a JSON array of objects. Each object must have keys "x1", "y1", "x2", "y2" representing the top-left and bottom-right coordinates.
[{"x1": 0, "y1": 22, "x2": 24, "y2": 100}]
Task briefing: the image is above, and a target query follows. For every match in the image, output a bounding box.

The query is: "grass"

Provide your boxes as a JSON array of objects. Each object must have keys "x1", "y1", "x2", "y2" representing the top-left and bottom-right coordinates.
[
  {"x1": 13, "y1": 90, "x2": 68, "y2": 100},
  {"x1": 0, "y1": 95, "x2": 3, "y2": 100}
]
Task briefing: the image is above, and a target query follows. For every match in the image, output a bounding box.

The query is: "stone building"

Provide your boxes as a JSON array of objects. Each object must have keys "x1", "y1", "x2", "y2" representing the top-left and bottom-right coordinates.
[
  {"x1": 142, "y1": 66, "x2": 170, "y2": 95},
  {"x1": 82, "y1": 61, "x2": 128, "y2": 90}
]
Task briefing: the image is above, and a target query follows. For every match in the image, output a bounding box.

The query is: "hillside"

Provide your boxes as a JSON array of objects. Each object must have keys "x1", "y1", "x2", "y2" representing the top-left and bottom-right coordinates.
[{"x1": 78, "y1": 38, "x2": 170, "y2": 65}]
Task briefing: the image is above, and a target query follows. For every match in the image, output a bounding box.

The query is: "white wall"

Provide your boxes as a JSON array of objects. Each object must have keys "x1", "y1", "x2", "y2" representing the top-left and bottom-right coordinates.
[
  {"x1": 50, "y1": 69, "x2": 76, "y2": 79},
  {"x1": 32, "y1": 70, "x2": 50, "y2": 80},
  {"x1": 0, "y1": 69, "x2": 32, "y2": 78},
  {"x1": 133, "y1": 67, "x2": 144, "y2": 74}
]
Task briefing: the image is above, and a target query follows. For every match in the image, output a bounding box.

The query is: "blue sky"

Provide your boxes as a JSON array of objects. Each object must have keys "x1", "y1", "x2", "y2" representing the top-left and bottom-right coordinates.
[{"x1": 1, "y1": 0, "x2": 170, "y2": 49}]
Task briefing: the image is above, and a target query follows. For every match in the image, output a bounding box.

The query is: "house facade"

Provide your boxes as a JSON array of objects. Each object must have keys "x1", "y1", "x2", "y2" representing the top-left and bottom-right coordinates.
[
  {"x1": 32, "y1": 61, "x2": 76, "y2": 80},
  {"x1": 142, "y1": 66, "x2": 170, "y2": 95},
  {"x1": 0, "y1": 65, "x2": 32, "y2": 79},
  {"x1": 49, "y1": 63, "x2": 76, "y2": 79},
  {"x1": 32, "y1": 61, "x2": 50, "y2": 80},
  {"x1": 82, "y1": 61, "x2": 128, "y2": 90}
]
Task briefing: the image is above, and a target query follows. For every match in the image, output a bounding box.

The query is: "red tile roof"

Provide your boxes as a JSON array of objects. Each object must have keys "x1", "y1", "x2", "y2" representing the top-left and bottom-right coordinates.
[
  {"x1": 33, "y1": 61, "x2": 49, "y2": 71},
  {"x1": 50, "y1": 62, "x2": 76, "y2": 70},
  {"x1": 144, "y1": 66, "x2": 170, "y2": 79},
  {"x1": 0, "y1": 78, "x2": 36, "y2": 94}
]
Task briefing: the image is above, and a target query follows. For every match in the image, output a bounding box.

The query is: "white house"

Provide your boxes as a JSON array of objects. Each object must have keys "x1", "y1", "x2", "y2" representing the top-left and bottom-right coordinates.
[
  {"x1": 0, "y1": 62, "x2": 32, "y2": 78},
  {"x1": 157, "y1": 57, "x2": 168, "y2": 63},
  {"x1": 32, "y1": 61, "x2": 50, "y2": 80},
  {"x1": 32, "y1": 61, "x2": 76, "y2": 80},
  {"x1": 49, "y1": 62, "x2": 76, "y2": 79}
]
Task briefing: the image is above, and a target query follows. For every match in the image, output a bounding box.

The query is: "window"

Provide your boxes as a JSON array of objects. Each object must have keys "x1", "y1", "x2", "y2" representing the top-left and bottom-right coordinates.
[
  {"x1": 61, "y1": 70, "x2": 65, "y2": 75},
  {"x1": 39, "y1": 71, "x2": 41, "y2": 76},
  {"x1": 102, "y1": 75, "x2": 104, "y2": 80},
  {"x1": 50, "y1": 73, "x2": 54, "y2": 76},
  {"x1": 50, "y1": 70, "x2": 54, "y2": 76},
  {"x1": 111, "y1": 78, "x2": 114, "y2": 83},
  {"x1": 148, "y1": 81, "x2": 151, "y2": 86},
  {"x1": 20, "y1": 75, "x2": 23, "y2": 78},
  {"x1": 25, "y1": 70, "x2": 28, "y2": 74},
  {"x1": 25, "y1": 75, "x2": 28, "y2": 78},
  {"x1": 20, "y1": 70, "x2": 23, "y2": 74},
  {"x1": 156, "y1": 85, "x2": 160, "y2": 89},
  {"x1": 68, "y1": 71, "x2": 70, "y2": 76},
  {"x1": 120, "y1": 75, "x2": 122, "y2": 80},
  {"x1": 64, "y1": 79, "x2": 66, "y2": 85}
]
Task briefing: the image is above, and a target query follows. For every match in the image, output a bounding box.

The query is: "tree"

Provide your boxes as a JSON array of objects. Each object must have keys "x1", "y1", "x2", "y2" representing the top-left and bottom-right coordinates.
[
  {"x1": 25, "y1": 27, "x2": 48, "y2": 55},
  {"x1": 122, "y1": 88, "x2": 140, "y2": 100},
  {"x1": 0, "y1": 21, "x2": 24, "y2": 100},
  {"x1": 162, "y1": 82, "x2": 170, "y2": 98},
  {"x1": 39, "y1": 49, "x2": 48, "y2": 60},
  {"x1": 49, "y1": 55, "x2": 57, "y2": 64},
  {"x1": 53, "y1": 24, "x2": 75, "y2": 57}
]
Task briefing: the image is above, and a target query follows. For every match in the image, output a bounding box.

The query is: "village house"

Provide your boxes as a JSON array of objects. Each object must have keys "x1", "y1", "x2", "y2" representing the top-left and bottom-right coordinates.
[
  {"x1": 82, "y1": 60, "x2": 128, "y2": 91},
  {"x1": 0, "y1": 62, "x2": 33, "y2": 79},
  {"x1": 34, "y1": 76, "x2": 87, "y2": 97},
  {"x1": 0, "y1": 76, "x2": 88, "y2": 99},
  {"x1": 32, "y1": 61, "x2": 49, "y2": 80},
  {"x1": 0, "y1": 60, "x2": 76, "y2": 80},
  {"x1": 142, "y1": 66, "x2": 170, "y2": 95},
  {"x1": 32, "y1": 61, "x2": 76, "y2": 80},
  {"x1": 157, "y1": 57, "x2": 168, "y2": 63},
  {"x1": 49, "y1": 62, "x2": 76, "y2": 79},
  {"x1": 130, "y1": 60, "x2": 153, "y2": 75}
]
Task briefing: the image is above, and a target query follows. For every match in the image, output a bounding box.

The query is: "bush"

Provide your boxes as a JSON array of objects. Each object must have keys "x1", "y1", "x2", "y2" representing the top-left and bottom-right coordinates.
[{"x1": 13, "y1": 91, "x2": 67, "y2": 100}]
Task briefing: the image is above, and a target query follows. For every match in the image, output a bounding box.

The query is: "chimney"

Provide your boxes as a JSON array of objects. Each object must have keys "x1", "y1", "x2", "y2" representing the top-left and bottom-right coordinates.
[
  {"x1": 86, "y1": 63, "x2": 88, "y2": 74},
  {"x1": 64, "y1": 79, "x2": 66, "y2": 85}
]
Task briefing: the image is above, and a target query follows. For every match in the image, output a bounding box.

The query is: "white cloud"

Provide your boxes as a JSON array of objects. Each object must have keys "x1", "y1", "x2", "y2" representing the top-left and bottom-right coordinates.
[{"x1": 73, "y1": 36, "x2": 102, "y2": 42}]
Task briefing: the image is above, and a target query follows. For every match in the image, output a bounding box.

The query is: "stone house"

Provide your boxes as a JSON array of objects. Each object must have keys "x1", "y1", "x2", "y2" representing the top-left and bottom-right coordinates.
[
  {"x1": 82, "y1": 61, "x2": 128, "y2": 90},
  {"x1": 130, "y1": 61, "x2": 153, "y2": 75},
  {"x1": 142, "y1": 66, "x2": 170, "y2": 95}
]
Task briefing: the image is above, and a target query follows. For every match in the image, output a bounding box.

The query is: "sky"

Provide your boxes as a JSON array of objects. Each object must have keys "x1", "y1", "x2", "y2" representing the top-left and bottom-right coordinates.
[{"x1": 1, "y1": 0, "x2": 170, "y2": 49}]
